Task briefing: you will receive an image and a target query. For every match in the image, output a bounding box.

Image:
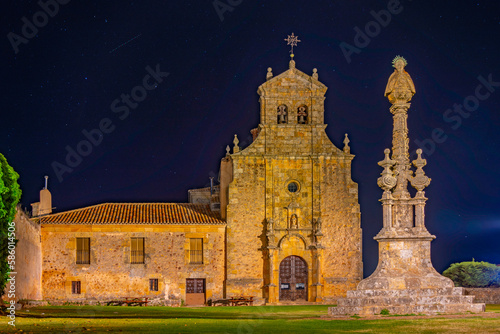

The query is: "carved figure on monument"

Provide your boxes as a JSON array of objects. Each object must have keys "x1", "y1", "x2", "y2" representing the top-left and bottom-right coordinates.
[{"x1": 384, "y1": 56, "x2": 416, "y2": 104}]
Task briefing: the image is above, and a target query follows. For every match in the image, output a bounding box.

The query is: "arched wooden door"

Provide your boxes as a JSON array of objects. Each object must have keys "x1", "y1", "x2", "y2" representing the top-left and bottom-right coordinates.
[{"x1": 279, "y1": 255, "x2": 308, "y2": 301}]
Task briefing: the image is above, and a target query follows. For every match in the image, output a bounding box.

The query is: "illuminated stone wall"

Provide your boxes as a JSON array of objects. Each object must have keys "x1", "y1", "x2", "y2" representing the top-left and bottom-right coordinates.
[
  {"x1": 41, "y1": 224, "x2": 225, "y2": 305},
  {"x1": 9, "y1": 208, "x2": 42, "y2": 301}
]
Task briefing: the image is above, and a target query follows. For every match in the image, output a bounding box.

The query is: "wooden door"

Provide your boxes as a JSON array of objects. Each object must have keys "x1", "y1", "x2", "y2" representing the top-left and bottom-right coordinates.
[
  {"x1": 279, "y1": 256, "x2": 308, "y2": 301},
  {"x1": 186, "y1": 278, "x2": 205, "y2": 305}
]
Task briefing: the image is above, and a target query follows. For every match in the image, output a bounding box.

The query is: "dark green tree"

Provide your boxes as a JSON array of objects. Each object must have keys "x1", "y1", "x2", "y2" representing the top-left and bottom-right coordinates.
[
  {"x1": 443, "y1": 261, "x2": 500, "y2": 288},
  {"x1": 0, "y1": 153, "x2": 22, "y2": 297}
]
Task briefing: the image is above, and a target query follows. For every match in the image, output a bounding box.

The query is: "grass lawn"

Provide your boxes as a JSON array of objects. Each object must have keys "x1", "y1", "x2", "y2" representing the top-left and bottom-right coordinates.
[{"x1": 0, "y1": 304, "x2": 499, "y2": 333}]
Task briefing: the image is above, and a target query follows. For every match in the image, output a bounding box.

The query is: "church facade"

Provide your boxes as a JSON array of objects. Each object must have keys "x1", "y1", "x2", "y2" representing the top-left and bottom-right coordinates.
[{"x1": 20, "y1": 58, "x2": 362, "y2": 305}]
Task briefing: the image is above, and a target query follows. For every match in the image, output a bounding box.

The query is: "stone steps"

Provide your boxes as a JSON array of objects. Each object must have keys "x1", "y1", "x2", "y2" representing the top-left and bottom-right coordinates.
[
  {"x1": 346, "y1": 287, "x2": 465, "y2": 298},
  {"x1": 329, "y1": 288, "x2": 485, "y2": 316},
  {"x1": 330, "y1": 302, "x2": 485, "y2": 316},
  {"x1": 337, "y1": 295, "x2": 474, "y2": 307}
]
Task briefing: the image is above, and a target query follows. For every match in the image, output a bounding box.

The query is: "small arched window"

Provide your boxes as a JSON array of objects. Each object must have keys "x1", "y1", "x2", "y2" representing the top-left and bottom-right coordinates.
[
  {"x1": 277, "y1": 104, "x2": 288, "y2": 124},
  {"x1": 297, "y1": 105, "x2": 308, "y2": 124}
]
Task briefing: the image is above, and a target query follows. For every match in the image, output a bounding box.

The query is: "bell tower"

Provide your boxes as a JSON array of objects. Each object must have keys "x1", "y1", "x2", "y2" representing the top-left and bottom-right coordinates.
[{"x1": 221, "y1": 35, "x2": 362, "y2": 304}]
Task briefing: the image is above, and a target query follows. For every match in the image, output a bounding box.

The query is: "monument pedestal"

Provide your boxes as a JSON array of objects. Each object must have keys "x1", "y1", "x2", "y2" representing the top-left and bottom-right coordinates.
[
  {"x1": 329, "y1": 230, "x2": 485, "y2": 315},
  {"x1": 330, "y1": 287, "x2": 484, "y2": 316}
]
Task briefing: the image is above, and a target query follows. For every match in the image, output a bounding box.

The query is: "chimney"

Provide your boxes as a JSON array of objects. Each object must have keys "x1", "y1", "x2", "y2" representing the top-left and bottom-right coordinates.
[{"x1": 31, "y1": 176, "x2": 52, "y2": 217}]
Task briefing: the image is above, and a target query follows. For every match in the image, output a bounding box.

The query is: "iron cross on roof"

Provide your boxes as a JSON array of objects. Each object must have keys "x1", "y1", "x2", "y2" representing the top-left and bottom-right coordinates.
[{"x1": 284, "y1": 33, "x2": 301, "y2": 58}]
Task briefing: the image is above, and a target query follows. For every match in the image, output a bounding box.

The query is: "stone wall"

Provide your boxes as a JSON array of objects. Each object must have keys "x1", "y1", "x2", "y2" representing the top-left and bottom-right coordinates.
[
  {"x1": 464, "y1": 288, "x2": 500, "y2": 304},
  {"x1": 225, "y1": 156, "x2": 266, "y2": 301},
  {"x1": 41, "y1": 224, "x2": 225, "y2": 305},
  {"x1": 320, "y1": 158, "x2": 363, "y2": 302},
  {"x1": 10, "y1": 208, "x2": 42, "y2": 301}
]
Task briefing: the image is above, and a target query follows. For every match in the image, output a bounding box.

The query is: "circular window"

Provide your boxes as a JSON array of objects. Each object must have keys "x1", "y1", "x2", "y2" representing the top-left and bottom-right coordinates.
[{"x1": 287, "y1": 181, "x2": 299, "y2": 193}]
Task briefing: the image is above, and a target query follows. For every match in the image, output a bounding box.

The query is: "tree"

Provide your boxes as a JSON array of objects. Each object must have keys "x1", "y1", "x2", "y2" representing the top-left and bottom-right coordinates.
[
  {"x1": 443, "y1": 261, "x2": 500, "y2": 288},
  {"x1": 0, "y1": 153, "x2": 21, "y2": 297}
]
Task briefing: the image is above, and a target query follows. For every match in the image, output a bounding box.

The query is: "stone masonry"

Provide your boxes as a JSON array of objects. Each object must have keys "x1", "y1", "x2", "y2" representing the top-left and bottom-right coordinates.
[
  {"x1": 6, "y1": 208, "x2": 43, "y2": 301},
  {"x1": 41, "y1": 223, "x2": 225, "y2": 305}
]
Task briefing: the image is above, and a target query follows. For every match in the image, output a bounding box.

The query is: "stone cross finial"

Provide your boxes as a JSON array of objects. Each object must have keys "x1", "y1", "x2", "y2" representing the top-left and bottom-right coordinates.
[
  {"x1": 312, "y1": 68, "x2": 318, "y2": 80},
  {"x1": 266, "y1": 67, "x2": 273, "y2": 80},
  {"x1": 284, "y1": 32, "x2": 300, "y2": 58},
  {"x1": 343, "y1": 133, "x2": 350, "y2": 154},
  {"x1": 233, "y1": 134, "x2": 240, "y2": 153}
]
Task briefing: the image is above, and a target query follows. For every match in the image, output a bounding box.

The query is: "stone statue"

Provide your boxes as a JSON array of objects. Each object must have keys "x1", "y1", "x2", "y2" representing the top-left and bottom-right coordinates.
[
  {"x1": 267, "y1": 218, "x2": 274, "y2": 234},
  {"x1": 384, "y1": 56, "x2": 416, "y2": 104},
  {"x1": 315, "y1": 217, "x2": 322, "y2": 234},
  {"x1": 290, "y1": 214, "x2": 298, "y2": 229}
]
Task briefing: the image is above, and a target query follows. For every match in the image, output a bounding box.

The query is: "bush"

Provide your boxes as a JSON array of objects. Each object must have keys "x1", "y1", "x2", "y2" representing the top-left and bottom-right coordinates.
[{"x1": 443, "y1": 261, "x2": 500, "y2": 288}]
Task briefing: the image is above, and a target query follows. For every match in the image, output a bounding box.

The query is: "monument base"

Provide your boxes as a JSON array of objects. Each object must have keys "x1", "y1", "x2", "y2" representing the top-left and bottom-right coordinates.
[
  {"x1": 329, "y1": 287, "x2": 485, "y2": 316},
  {"x1": 329, "y1": 234, "x2": 485, "y2": 316}
]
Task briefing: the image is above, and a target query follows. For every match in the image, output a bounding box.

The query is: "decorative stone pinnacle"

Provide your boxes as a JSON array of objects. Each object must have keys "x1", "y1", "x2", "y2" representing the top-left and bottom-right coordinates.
[
  {"x1": 312, "y1": 68, "x2": 318, "y2": 80},
  {"x1": 343, "y1": 133, "x2": 350, "y2": 154},
  {"x1": 266, "y1": 67, "x2": 273, "y2": 80},
  {"x1": 409, "y1": 148, "x2": 431, "y2": 191},
  {"x1": 226, "y1": 145, "x2": 231, "y2": 156},
  {"x1": 233, "y1": 134, "x2": 240, "y2": 153},
  {"x1": 377, "y1": 148, "x2": 397, "y2": 191}
]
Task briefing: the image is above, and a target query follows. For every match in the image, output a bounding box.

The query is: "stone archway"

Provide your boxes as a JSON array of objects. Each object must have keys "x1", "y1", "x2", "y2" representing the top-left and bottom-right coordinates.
[{"x1": 279, "y1": 255, "x2": 308, "y2": 301}]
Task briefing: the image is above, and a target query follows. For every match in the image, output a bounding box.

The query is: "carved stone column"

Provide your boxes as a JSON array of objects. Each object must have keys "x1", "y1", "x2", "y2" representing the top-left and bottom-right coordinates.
[{"x1": 329, "y1": 56, "x2": 485, "y2": 316}]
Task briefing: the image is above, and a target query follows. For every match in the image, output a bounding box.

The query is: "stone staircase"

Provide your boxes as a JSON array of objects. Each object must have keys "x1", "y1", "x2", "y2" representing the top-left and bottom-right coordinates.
[{"x1": 329, "y1": 287, "x2": 485, "y2": 316}]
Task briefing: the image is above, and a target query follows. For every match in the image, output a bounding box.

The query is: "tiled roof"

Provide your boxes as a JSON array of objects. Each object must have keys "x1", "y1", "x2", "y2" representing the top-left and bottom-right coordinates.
[{"x1": 34, "y1": 203, "x2": 225, "y2": 225}]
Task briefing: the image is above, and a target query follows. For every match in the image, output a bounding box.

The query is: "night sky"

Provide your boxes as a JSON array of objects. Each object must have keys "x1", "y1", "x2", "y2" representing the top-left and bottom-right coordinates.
[{"x1": 2, "y1": 0, "x2": 499, "y2": 276}]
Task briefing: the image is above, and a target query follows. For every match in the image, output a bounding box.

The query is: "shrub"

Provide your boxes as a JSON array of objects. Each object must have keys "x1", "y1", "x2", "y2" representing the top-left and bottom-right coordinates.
[{"x1": 443, "y1": 261, "x2": 500, "y2": 288}]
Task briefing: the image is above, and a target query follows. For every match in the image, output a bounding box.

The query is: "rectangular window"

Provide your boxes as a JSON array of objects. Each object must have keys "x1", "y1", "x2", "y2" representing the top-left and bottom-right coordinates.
[
  {"x1": 189, "y1": 238, "x2": 203, "y2": 264},
  {"x1": 149, "y1": 278, "x2": 159, "y2": 291},
  {"x1": 72, "y1": 281, "x2": 81, "y2": 294},
  {"x1": 131, "y1": 237, "x2": 145, "y2": 264},
  {"x1": 76, "y1": 238, "x2": 90, "y2": 264}
]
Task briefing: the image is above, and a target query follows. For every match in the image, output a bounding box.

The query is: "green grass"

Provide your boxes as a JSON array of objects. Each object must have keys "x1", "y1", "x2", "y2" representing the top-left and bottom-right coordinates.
[{"x1": 0, "y1": 304, "x2": 499, "y2": 333}]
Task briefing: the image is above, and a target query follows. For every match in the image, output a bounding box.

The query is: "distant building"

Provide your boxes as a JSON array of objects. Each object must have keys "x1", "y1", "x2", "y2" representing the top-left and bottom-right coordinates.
[{"x1": 18, "y1": 58, "x2": 362, "y2": 305}]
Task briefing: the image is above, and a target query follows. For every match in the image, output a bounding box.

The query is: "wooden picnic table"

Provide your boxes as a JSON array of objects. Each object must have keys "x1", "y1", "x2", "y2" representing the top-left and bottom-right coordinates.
[
  {"x1": 228, "y1": 296, "x2": 253, "y2": 306},
  {"x1": 106, "y1": 297, "x2": 148, "y2": 306},
  {"x1": 211, "y1": 299, "x2": 231, "y2": 306}
]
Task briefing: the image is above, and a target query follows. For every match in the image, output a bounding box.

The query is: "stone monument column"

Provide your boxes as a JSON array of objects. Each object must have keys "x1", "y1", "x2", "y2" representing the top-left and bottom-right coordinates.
[{"x1": 329, "y1": 56, "x2": 485, "y2": 316}]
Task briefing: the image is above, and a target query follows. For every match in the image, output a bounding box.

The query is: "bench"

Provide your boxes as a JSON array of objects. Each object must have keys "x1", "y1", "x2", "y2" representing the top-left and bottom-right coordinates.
[{"x1": 106, "y1": 297, "x2": 148, "y2": 306}]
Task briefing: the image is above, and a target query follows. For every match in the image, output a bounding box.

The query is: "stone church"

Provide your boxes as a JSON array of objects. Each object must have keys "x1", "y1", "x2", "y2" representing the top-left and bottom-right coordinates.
[{"x1": 14, "y1": 56, "x2": 362, "y2": 306}]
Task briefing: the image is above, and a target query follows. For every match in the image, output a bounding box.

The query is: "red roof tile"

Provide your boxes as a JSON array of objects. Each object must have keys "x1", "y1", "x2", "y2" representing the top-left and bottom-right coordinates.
[{"x1": 34, "y1": 203, "x2": 225, "y2": 225}]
